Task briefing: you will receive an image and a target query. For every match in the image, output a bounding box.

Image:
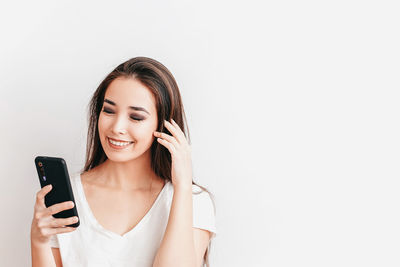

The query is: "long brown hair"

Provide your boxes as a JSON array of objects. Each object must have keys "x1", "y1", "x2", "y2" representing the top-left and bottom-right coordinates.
[{"x1": 80, "y1": 56, "x2": 215, "y2": 266}]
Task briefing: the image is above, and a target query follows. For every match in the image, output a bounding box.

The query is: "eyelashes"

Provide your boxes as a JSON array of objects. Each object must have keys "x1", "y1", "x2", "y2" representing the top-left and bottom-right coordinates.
[{"x1": 102, "y1": 108, "x2": 144, "y2": 121}]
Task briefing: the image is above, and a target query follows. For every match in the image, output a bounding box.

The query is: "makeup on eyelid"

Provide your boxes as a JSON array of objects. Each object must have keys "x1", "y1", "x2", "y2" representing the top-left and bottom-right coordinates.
[{"x1": 102, "y1": 108, "x2": 144, "y2": 121}]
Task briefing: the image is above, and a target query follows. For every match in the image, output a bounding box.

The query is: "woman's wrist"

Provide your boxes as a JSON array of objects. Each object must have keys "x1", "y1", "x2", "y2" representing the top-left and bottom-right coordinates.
[
  {"x1": 173, "y1": 182, "x2": 192, "y2": 192},
  {"x1": 31, "y1": 228, "x2": 50, "y2": 248},
  {"x1": 31, "y1": 238, "x2": 49, "y2": 248}
]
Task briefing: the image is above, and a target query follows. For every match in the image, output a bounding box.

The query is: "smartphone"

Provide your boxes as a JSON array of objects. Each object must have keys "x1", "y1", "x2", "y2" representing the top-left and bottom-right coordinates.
[{"x1": 34, "y1": 156, "x2": 80, "y2": 228}]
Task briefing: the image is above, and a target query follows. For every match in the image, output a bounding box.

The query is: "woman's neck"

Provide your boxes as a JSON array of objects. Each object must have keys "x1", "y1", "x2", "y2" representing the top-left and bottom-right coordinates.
[{"x1": 94, "y1": 157, "x2": 157, "y2": 191}]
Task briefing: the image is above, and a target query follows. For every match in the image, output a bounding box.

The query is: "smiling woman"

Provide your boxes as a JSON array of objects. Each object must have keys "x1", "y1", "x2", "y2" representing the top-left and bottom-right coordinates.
[
  {"x1": 97, "y1": 77, "x2": 158, "y2": 159},
  {"x1": 30, "y1": 57, "x2": 217, "y2": 267}
]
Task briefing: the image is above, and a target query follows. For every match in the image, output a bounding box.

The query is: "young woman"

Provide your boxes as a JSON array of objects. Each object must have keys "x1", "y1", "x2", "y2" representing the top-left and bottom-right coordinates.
[{"x1": 30, "y1": 57, "x2": 217, "y2": 267}]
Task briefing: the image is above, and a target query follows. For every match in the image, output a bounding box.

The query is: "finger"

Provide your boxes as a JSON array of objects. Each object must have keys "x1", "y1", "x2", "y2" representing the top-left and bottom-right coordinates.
[
  {"x1": 156, "y1": 138, "x2": 176, "y2": 154},
  {"x1": 170, "y1": 119, "x2": 192, "y2": 150},
  {"x1": 171, "y1": 118, "x2": 179, "y2": 127},
  {"x1": 35, "y1": 184, "x2": 53, "y2": 206},
  {"x1": 154, "y1": 131, "x2": 179, "y2": 147},
  {"x1": 47, "y1": 226, "x2": 76, "y2": 236},
  {"x1": 171, "y1": 119, "x2": 188, "y2": 141},
  {"x1": 37, "y1": 215, "x2": 78, "y2": 228},
  {"x1": 164, "y1": 120, "x2": 186, "y2": 144},
  {"x1": 49, "y1": 216, "x2": 79, "y2": 228},
  {"x1": 44, "y1": 201, "x2": 75, "y2": 216}
]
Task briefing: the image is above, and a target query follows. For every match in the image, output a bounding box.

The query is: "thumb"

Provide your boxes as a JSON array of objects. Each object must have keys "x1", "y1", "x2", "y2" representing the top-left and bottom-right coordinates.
[{"x1": 36, "y1": 184, "x2": 53, "y2": 205}]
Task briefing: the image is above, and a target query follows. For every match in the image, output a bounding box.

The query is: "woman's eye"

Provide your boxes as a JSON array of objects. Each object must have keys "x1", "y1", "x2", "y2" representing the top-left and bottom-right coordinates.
[
  {"x1": 130, "y1": 116, "x2": 143, "y2": 121},
  {"x1": 102, "y1": 108, "x2": 113, "y2": 114},
  {"x1": 102, "y1": 108, "x2": 143, "y2": 121}
]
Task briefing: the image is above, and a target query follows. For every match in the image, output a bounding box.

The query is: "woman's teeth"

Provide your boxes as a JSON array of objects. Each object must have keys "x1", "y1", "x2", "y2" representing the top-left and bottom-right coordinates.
[{"x1": 108, "y1": 138, "x2": 133, "y2": 147}]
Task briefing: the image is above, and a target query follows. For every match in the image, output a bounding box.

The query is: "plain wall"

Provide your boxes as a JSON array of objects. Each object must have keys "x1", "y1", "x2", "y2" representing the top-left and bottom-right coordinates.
[{"x1": 1, "y1": 0, "x2": 399, "y2": 266}]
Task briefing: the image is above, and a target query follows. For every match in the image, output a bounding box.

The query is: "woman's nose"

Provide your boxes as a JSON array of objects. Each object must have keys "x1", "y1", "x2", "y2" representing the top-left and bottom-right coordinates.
[{"x1": 111, "y1": 116, "x2": 128, "y2": 134}]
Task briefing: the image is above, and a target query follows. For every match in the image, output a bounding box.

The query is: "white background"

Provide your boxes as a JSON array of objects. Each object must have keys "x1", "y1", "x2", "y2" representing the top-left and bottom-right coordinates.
[{"x1": 1, "y1": 0, "x2": 399, "y2": 266}]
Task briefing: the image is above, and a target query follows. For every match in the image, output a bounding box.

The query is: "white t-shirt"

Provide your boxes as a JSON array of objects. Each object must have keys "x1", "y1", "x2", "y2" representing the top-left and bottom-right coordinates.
[{"x1": 49, "y1": 172, "x2": 217, "y2": 267}]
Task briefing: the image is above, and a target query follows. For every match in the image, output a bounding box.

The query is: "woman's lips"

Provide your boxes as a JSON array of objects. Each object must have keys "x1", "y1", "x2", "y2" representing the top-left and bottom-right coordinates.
[
  {"x1": 108, "y1": 137, "x2": 133, "y2": 142},
  {"x1": 107, "y1": 137, "x2": 134, "y2": 149}
]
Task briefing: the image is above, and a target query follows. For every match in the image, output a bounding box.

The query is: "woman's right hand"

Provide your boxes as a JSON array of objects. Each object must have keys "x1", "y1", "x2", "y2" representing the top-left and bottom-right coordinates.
[{"x1": 30, "y1": 184, "x2": 79, "y2": 246}]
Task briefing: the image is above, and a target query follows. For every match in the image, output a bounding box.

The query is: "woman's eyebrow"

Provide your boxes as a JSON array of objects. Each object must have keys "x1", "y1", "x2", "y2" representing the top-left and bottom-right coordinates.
[{"x1": 104, "y1": 98, "x2": 150, "y2": 115}]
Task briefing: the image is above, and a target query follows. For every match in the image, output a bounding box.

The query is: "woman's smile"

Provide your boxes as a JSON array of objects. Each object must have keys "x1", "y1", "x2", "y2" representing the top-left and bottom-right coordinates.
[{"x1": 107, "y1": 137, "x2": 134, "y2": 149}]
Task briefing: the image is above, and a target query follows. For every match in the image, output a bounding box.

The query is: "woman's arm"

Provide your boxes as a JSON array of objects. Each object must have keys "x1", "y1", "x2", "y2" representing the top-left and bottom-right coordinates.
[
  {"x1": 153, "y1": 120, "x2": 211, "y2": 266},
  {"x1": 52, "y1": 248, "x2": 63, "y2": 267},
  {"x1": 153, "y1": 184, "x2": 197, "y2": 267},
  {"x1": 31, "y1": 241, "x2": 57, "y2": 267}
]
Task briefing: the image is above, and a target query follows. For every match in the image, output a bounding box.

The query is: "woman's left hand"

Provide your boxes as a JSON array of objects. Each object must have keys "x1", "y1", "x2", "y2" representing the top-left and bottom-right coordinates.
[{"x1": 153, "y1": 119, "x2": 193, "y2": 189}]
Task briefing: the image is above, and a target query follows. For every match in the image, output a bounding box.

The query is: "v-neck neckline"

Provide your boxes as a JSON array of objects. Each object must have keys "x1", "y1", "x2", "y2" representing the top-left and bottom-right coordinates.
[{"x1": 76, "y1": 173, "x2": 169, "y2": 239}]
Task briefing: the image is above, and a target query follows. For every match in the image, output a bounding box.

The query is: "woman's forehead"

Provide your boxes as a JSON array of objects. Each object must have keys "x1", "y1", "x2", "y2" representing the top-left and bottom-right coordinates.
[{"x1": 105, "y1": 77, "x2": 156, "y2": 114}]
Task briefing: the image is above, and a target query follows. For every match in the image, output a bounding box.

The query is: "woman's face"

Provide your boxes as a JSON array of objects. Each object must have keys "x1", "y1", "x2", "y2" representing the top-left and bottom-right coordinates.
[{"x1": 98, "y1": 77, "x2": 158, "y2": 162}]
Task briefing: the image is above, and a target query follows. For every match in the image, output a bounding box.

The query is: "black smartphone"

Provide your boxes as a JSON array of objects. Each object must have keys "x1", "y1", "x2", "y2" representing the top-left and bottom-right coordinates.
[{"x1": 34, "y1": 156, "x2": 80, "y2": 228}]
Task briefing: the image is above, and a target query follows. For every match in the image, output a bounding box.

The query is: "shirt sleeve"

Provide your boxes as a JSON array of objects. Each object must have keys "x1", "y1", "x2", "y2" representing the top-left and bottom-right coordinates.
[
  {"x1": 192, "y1": 186, "x2": 217, "y2": 240},
  {"x1": 48, "y1": 234, "x2": 59, "y2": 248}
]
